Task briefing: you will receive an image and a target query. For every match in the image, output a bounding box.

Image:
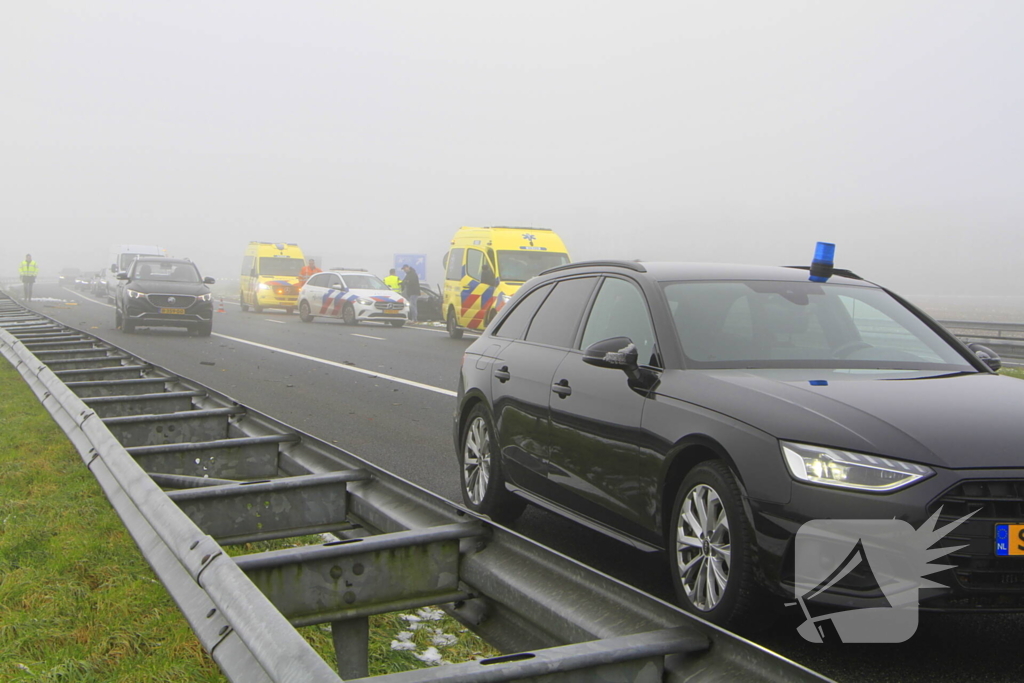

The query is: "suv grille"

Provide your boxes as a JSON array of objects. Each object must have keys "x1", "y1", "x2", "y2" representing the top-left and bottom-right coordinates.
[
  {"x1": 148, "y1": 294, "x2": 198, "y2": 308},
  {"x1": 929, "y1": 480, "x2": 1024, "y2": 593},
  {"x1": 375, "y1": 301, "x2": 404, "y2": 310}
]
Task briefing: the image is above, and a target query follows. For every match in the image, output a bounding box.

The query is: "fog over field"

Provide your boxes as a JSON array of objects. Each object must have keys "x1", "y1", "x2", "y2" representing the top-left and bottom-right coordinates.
[{"x1": 3, "y1": 2, "x2": 1022, "y2": 303}]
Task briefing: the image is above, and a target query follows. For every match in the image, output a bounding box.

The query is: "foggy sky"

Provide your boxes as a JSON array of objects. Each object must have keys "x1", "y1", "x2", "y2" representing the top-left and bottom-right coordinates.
[{"x1": 3, "y1": 1, "x2": 1022, "y2": 297}]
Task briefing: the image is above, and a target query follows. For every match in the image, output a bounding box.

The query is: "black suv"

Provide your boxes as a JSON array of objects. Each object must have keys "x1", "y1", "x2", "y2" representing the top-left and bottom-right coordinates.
[
  {"x1": 454, "y1": 259, "x2": 1021, "y2": 630},
  {"x1": 115, "y1": 257, "x2": 215, "y2": 336}
]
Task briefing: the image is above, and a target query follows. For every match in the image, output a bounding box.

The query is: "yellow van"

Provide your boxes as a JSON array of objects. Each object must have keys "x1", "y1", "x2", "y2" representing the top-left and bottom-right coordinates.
[
  {"x1": 239, "y1": 242, "x2": 307, "y2": 313},
  {"x1": 442, "y1": 226, "x2": 570, "y2": 338}
]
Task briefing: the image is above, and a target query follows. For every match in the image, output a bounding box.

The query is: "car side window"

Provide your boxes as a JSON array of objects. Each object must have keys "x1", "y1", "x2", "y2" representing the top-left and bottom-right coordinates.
[
  {"x1": 446, "y1": 249, "x2": 465, "y2": 281},
  {"x1": 492, "y1": 283, "x2": 553, "y2": 340},
  {"x1": 525, "y1": 277, "x2": 598, "y2": 348},
  {"x1": 466, "y1": 249, "x2": 484, "y2": 281},
  {"x1": 581, "y1": 277, "x2": 659, "y2": 367},
  {"x1": 330, "y1": 274, "x2": 343, "y2": 289},
  {"x1": 307, "y1": 273, "x2": 326, "y2": 288}
]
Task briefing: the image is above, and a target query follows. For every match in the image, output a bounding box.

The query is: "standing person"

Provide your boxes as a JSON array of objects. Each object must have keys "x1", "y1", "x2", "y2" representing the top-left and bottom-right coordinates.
[
  {"x1": 401, "y1": 264, "x2": 421, "y2": 323},
  {"x1": 19, "y1": 253, "x2": 39, "y2": 302},
  {"x1": 384, "y1": 268, "x2": 401, "y2": 292},
  {"x1": 299, "y1": 259, "x2": 321, "y2": 280}
]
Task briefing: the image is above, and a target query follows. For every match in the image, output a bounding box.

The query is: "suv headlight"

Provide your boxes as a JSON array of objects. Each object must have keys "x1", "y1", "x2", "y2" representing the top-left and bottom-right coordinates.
[
  {"x1": 127, "y1": 289, "x2": 146, "y2": 299},
  {"x1": 781, "y1": 441, "x2": 933, "y2": 492},
  {"x1": 198, "y1": 293, "x2": 212, "y2": 302},
  {"x1": 356, "y1": 297, "x2": 374, "y2": 306}
]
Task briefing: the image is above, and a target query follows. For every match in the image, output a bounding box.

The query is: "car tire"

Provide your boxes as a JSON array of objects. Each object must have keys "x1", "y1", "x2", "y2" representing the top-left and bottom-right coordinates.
[
  {"x1": 668, "y1": 460, "x2": 775, "y2": 633},
  {"x1": 196, "y1": 321, "x2": 213, "y2": 337},
  {"x1": 342, "y1": 304, "x2": 357, "y2": 325},
  {"x1": 299, "y1": 300, "x2": 313, "y2": 323},
  {"x1": 253, "y1": 303, "x2": 263, "y2": 313},
  {"x1": 447, "y1": 308, "x2": 463, "y2": 339},
  {"x1": 240, "y1": 290, "x2": 249, "y2": 312},
  {"x1": 115, "y1": 308, "x2": 123, "y2": 330},
  {"x1": 122, "y1": 316, "x2": 136, "y2": 334},
  {"x1": 286, "y1": 307, "x2": 294, "y2": 315},
  {"x1": 390, "y1": 320, "x2": 405, "y2": 328},
  {"x1": 458, "y1": 404, "x2": 526, "y2": 525}
]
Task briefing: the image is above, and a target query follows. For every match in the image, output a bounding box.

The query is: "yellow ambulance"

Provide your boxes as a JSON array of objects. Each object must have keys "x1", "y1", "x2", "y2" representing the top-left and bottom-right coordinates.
[
  {"x1": 442, "y1": 226, "x2": 570, "y2": 338},
  {"x1": 239, "y1": 242, "x2": 307, "y2": 313}
]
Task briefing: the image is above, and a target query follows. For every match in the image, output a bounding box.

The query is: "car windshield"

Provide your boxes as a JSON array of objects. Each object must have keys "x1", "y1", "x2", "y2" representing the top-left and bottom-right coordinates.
[
  {"x1": 340, "y1": 274, "x2": 387, "y2": 290},
  {"x1": 663, "y1": 280, "x2": 976, "y2": 372},
  {"x1": 259, "y1": 257, "x2": 304, "y2": 276},
  {"x1": 134, "y1": 261, "x2": 201, "y2": 283},
  {"x1": 496, "y1": 251, "x2": 570, "y2": 283}
]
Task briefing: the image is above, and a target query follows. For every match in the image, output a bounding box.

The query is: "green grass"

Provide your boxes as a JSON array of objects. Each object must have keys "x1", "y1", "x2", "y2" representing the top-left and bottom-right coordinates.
[
  {"x1": 0, "y1": 361, "x2": 496, "y2": 680},
  {"x1": 999, "y1": 367, "x2": 1024, "y2": 380}
]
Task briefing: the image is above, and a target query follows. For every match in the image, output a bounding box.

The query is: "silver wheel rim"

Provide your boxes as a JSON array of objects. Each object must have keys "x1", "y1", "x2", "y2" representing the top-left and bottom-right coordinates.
[
  {"x1": 462, "y1": 416, "x2": 492, "y2": 506},
  {"x1": 675, "y1": 483, "x2": 731, "y2": 611}
]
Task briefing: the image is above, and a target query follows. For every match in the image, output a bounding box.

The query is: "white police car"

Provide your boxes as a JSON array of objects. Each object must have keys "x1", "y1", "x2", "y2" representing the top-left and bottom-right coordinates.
[{"x1": 298, "y1": 270, "x2": 409, "y2": 327}]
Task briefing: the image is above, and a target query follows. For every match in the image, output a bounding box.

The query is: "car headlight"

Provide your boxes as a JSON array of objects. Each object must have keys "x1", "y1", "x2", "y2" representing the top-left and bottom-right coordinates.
[
  {"x1": 198, "y1": 293, "x2": 212, "y2": 302},
  {"x1": 781, "y1": 441, "x2": 933, "y2": 492},
  {"x1": 127, "y1": 289, "x2": 146, "y2": 299},
  {"x1": 356, "y1": 297, "x2": 374, "y2": 306},
  {"x1": 258, "y1": 283, "x2": 270, "y2": 290}
]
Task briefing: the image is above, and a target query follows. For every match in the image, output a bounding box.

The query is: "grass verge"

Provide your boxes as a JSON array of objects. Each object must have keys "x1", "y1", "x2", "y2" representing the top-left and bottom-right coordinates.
[{"x1": 0, "y1": 361, "x2": 496, "y2": 680}]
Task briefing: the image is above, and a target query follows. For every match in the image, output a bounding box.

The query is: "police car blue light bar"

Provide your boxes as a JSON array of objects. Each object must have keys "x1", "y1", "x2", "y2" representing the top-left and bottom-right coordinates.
[{"x1": 809, "y1": 242, "x2": 835, "y2": 282}]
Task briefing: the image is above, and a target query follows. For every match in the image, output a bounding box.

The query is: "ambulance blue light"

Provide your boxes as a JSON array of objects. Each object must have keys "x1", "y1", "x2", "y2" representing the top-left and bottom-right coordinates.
[{"x1": 809, "y1": 242, "x2": 835, "y2": 282}]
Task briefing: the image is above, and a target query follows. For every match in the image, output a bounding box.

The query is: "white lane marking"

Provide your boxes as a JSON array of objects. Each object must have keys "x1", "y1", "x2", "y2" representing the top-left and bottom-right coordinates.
[
  {"x1": 50, "y1": 290, "x2": 458, "y2": 398},
  {"x1": 213, "y1": 333, "x2": 457, "y2": 397},
  {"x1": 352, "y1": 333, "x2": 385, "y2": 340},
  {"x1": 265, "y1": 319, "x2": 286, "y2": 324},
  {"x1": 406, "y1": 324, "x2": 481, "y2": 339}
]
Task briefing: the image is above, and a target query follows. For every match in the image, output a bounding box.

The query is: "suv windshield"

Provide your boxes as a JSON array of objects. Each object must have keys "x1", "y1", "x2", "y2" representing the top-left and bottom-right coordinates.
[
  {"x1": 133, "y1": 261, "x2": 201, "y2": 283},
  {"x1": 340, "y1": 274, "x2": 387, "y2": 290},
  {"x1": 497, "y1": 251, "x2": 570, "y2": 283},
  {"x1": 259, "y1": 257, "x2": 304, "y2": 277},
  {"x1": 664, "y1": 280, "x2": 975, "y2": 372}
]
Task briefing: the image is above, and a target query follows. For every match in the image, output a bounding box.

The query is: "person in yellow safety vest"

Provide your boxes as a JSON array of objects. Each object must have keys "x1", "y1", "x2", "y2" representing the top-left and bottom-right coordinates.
[
  {"x1": 19, "y1": 253, "x2": 39, "y2": 302},
  {"x1": 384, "y1": 268, "x2": 401, "y2": 293}
]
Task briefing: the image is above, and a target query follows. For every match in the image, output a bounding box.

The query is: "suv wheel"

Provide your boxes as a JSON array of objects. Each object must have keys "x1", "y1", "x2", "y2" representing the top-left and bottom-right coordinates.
[
  {"x1": 459, "y1": 404, "x2": 526, "y2": 525},
  {"x1": 447, "y1": 308, "x2": 463, "y2": 339},
  {"x1": 196, "y1": 321, "x2": 213, "y2": 337},
  {"x1": 299, "y1": 300, "x2": 313, "y2": 322},
  {"x1": 668, "y1": 460, "x2": 772, "y2": 632}
]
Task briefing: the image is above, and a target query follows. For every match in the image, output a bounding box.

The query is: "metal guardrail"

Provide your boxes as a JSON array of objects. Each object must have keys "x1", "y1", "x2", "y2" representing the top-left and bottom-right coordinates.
[
  {"x1": 0, "y1": 292, "x2": 827, "y2": 683},
  {"x1": 937, "y1": 320, "x2": 1024, "y2": 367}
]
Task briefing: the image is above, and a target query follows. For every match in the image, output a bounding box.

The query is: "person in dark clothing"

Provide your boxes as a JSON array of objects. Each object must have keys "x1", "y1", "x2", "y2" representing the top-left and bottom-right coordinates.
[{"x1": 401, "y1": 264, "x2": 421, "y2": 322}]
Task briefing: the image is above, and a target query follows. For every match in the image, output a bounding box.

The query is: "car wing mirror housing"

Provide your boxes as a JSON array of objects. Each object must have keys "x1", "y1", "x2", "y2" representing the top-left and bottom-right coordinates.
[
  {"x1": 584, "y1": 337, "x2": 639, "y2": 370},
  {"x1": 204, "y1": 277, "x2": 215, "y2": 284},
  {"x1": 116, "y1": 272, "x2": 129, "y2": 281},
  {"x1": 967, "y1": 342, "x2": 1002, "y2": 372}
]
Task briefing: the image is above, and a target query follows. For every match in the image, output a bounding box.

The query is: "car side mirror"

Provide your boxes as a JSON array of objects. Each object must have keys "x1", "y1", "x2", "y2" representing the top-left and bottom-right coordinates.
[
  {"x1": 110, "y1": 264, "x2": 117, "y2": 273},
  {"x1": 116, "y1": 272, "x2": 129, "y2": 281},
  {"x1": 204, "y1": 277, "x2": 215, "y2": 284},
  {"x1": 330, "y1": 283, "x2": 343, "y2": 290},
  {"x1": 968, "y1": 342, "x2": 1002, "y2": 372},
  {"x1": 583, "y1": 337, "x2": 639, "y2": 370}
]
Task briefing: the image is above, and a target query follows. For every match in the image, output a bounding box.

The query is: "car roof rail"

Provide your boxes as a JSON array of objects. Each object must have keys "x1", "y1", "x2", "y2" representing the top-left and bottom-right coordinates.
[
  {"x1": 784, "y1": 265, "x2": 864, "y2": 280},
  {"x1": 540, "y1": 260, "x2": 647, "y2": 276}
]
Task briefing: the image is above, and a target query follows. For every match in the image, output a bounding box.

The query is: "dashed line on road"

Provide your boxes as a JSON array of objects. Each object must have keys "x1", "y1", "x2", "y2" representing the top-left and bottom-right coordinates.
[
  {"x1": 212, "y1": 333, "x2": 457, "y2": 397},
  {"x1": 351, "y1": 333, "x2": 385, "y2": 340},
  {"x1": 264, "y1": 319, "x2": 286, "y2": 324}
]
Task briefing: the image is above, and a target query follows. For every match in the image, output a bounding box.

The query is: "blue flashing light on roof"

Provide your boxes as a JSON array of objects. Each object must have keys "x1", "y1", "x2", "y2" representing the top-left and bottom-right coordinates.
[{"x1": 809, "y1": 242, "x2": 835, "y2": 282}]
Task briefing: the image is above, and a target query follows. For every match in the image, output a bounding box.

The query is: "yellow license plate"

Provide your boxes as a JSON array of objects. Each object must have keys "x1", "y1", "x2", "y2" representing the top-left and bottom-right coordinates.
[
  {"x1": 996, "y1": 524, "x2": 1024, "y2": 556},
  {"x1": 161, "y1": 308, "x2": 186, "y2": 315},
  {"x1": 383, "y1": 309, "x2": 400, "y2": 314}
]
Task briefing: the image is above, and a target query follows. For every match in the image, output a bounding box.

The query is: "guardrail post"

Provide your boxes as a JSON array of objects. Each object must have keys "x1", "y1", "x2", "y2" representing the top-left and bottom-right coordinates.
[{"x1": 333, "y1": 616, "x2": 370, "y2": 679}]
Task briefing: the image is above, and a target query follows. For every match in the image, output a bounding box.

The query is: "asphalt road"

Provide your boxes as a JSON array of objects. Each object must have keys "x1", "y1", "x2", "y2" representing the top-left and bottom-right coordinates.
[{"x1": 19, "y1": 283, "x2": 1024, "y2": 683}]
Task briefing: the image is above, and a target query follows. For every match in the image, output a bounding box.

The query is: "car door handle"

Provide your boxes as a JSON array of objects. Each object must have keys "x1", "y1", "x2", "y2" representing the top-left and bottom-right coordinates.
[
  {"x1": 551, "y1": 379, "x2": 572, "y2": 398},
  {"x1": 494, "y1": 366, "x2": 511, "y2": 383}
]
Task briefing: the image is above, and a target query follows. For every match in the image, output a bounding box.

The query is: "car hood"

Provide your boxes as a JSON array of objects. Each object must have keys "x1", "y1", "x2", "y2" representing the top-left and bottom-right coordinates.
[
  {"x1": 128, "y1": 280, "x2": 209, "y2": 296},
  {"x1": 348, "y1": 288, "x2": 406, "y2": 301},
  {"x1": 659, "y1": 369, "x2": 1024, "y2": 469}
]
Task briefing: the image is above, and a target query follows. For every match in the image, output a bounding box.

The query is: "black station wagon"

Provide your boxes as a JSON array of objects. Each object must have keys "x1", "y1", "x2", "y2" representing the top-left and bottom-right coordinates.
[{"x1": 453, "y1": 258, "x2": 1021, "y2": 630}]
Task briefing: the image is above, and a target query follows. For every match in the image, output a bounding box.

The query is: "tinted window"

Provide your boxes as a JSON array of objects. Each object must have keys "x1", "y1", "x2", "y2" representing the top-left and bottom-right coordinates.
[
  {"x1": 446, "y1": 248, "x2": 465, "y2": 281},
  {"x1": 466, "y1": 249, "x2": 484, "y2": 281},
  {"x1": 306, "y1": 273, "x2": 329, "y2": 287},
  {"x1": 133, "y1": 261, "x2": 200, "y2": 283},
  {"x1": 525, "y1": 278, "x2": 597, "y2": 347},
  {"x1": 581, "y1": 277, "x2": 659, "y2": 367},
  {"x1": 492, "y1": 284, "x2": 552, "y2": 340}
]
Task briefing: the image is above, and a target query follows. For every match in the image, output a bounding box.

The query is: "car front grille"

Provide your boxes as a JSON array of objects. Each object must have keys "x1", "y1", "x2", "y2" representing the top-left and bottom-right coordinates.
[
  {"x1": 929, "y1": 479, "x2": 1024, "y2": 594},
  {"x1": 147, "y1": 294, "x2": 198, "y2": 308},
  {"x1": 374, "y1": 301, "x2": 404, "y2": 310}
]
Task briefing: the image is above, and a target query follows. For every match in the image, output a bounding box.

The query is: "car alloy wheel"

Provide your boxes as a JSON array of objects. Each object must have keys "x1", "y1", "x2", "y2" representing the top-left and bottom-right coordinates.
[
  {"x1": 342, "y1": 303, "x2": 357, "y2": 325},
  {"x1": 675, "y1": 483, "x2": 731, "y2": 611},
  {"x1": 459, "y1": 405, "x2": 525, "y2": 524},
  {"x1": 463, "y1": 415, "x2": 492, "y2": 506},
  {"x1": 299, "y1": 300, "x2": 313, "y2": 322}
]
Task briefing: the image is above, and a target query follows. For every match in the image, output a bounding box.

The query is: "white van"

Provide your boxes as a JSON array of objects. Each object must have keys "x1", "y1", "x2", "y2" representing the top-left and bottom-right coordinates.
[{"x1": 104, "y1": 244, "x2": 166, "y2": 299}]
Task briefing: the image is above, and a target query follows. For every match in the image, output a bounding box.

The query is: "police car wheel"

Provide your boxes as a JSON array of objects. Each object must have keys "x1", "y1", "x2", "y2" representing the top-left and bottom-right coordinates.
[
  {"x1": 342, "y1": 304, "x2": 358, "y2": 325},
  {"x1": 299, "y1": 301, "x2": 313, "y2": 322}
]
